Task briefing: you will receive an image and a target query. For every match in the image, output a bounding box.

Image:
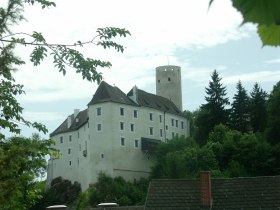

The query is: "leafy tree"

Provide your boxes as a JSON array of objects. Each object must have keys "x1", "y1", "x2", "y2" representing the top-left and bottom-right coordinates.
[
  {"x1": 0, "y1": 0, "x2": 130, "y2": 138},
  {"x1": 233, "y1": 133, "x2": 273, "y2": 176},
  {"x1": 0, "y1": 134, "x2": 56, "y2": 210},
  {"x1": 249, "y1": 83, "x2": 268, "y2": 133},
  {"x1": 45, "y1": 177, "x2": 81, "y2": 208},
  {"x1": 0, "y1": 0, "x2": 129, "y2": 209},
  {"x1": 210, "y1": 0, "x2": 280, "y2": 47},
  {"x1": 265, "y1": 81, "x2": 280, "y2": 145},
  {"x1": 207, "y1": 125, "x2": 274, "y2": 177},
  {"x1": 86, "y1": 173, "x2": 148, "y2": 207},
  {"x1": 207, "y1": 124, "x2": 240, "y2": 171},
  {"x1": 198, "y1": 70, "x2": 229, "y2": 144},
  {"x1": 151, "y1": 136, "x2": 219, "y2": 179},
  {"x1": 230, "y1": 81, "x2": 250, "y2": 133}
]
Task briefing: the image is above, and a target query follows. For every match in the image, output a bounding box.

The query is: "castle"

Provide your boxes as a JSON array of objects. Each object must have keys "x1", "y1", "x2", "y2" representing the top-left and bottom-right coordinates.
[{"x1": 46, "y1": 65, "x2": 190, "y2": 190}]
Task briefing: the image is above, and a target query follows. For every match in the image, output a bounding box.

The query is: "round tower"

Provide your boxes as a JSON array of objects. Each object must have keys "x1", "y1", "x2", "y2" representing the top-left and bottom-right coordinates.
[{"x1": 156, "y1": 65, "x2": 182, "y2": 111}]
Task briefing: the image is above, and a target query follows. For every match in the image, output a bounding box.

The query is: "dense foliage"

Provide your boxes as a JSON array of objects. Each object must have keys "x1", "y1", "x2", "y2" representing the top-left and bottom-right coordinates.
[
  {"x1": 152, "y1": 70, "x2": 280, "y2": 180},
  {"x1": 151, "y1": 124, "x2": 280, "y2": 179},
  {"x1": 30, "y1": 177, "x2": 81, "y2": 210},
  {"x1": 0, "y1": 134, "x2": 56, "y2": 210},
  {"x1": 76, "y1": 173, "x2": 149, "y2": 209}
]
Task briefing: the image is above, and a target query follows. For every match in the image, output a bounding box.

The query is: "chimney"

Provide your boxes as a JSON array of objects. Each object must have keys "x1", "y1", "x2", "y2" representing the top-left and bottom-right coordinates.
[
  {"x1": 74, "y1": 109, "x2": 79, "y2": 118},
  {"x1": 128, "y1": 85, "x2": 138, "y2": 104},
  {"x1": 67, "y1": 115, "x2": 72, "y2": 128},
  {"x1": 200, "y1": 171, "x2": 212, "y2": 208}
]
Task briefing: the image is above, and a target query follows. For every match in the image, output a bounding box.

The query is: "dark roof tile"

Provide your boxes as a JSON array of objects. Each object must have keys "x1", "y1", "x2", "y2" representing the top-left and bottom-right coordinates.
[
  {"x1": 50, "y1": 109, "x2": 88, "y2": 137},
  {"x1": 145, "y1": 176, "x2": 280, "y2": 210},
  {"x1": 135, "y1": 89, "x2": 183, "y2": 116},
  {"x1": 88, "y1": 81, "x2": 135, "y2": 106}
]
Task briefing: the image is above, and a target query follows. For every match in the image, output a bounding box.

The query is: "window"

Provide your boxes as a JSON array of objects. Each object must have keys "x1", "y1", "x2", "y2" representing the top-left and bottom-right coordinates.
[
  {"x1": 120, "y1": 122, "x2": 124, "y2": 130},
  {"x1": 97, "y1": 123, "x2": 102, "y2": 131},
  {"x1": 176, "y1": 120, "x2": 178, "y2": 128},
  {"x1": 69, "y1": 161, "x2": 72, "y2": 166},
  {"x1": 134, "y1": 139, "x2": 139, "y2": 148},
  {"x1": 78, "y1": 132, "x2": 79, "y2": 139},
  {"x1": 172, "y1": 132, "x2": 175, "y2": 138},
  {"x1": 101, "y1": 153, "x2": 105, "y2": 158},
  {"x1": 87, "y1": 122, "x2": 89, "y2": 128},
  {"x1": 181, "y1": 121, "x2": 184, "y2": 129},
  {"x1": 158, "y1": 79, "x2": 160, "y2": 83},
  {"x1": 159, "y1": 115, "x2": 162, "y2": 123},
  {"x1": 79, "y1": 144, "x2": 81, "y2": 151},
  {"x1": 77, "y1": 158, "x2": 79, "y2": 165},
  {"x1": 149, "y1": 127, "x2": 154, "y2": 135},
  {"x1": 120, "y1": 107, "x2": 124, "y2": 116},
  {"x1": 88, "y1": 134, "x2": 90, "y2": 140},
  {"x1": 166, "y1": 125, "x2": 168, "y2": 130},
  {"x1": 160, "y1": 129, "x2": 163, "y2": 137},
  {"x1": 168, "y1": 77, "x2": 171, "y2": 81},
  {"x1": 149, "y1": 113, "x2": 153, "y2": 121},
  {"x1": 171, "y1": 119, "x2": 174, "y2": 126},
  {"x1": 130, "y1": 124, "x2": 134, "y2": 132},
  {"x1": 60, "y1": 136, "x2": 63, "y2": 143},
  {"x1": 121, "y1": 137, "x2": 125, "y2": 146},
  {"x1": 69, "y1": 135, "x2": 72, "y2": 142},
  {"x1": 134, "y1": 110, "x2": 138, "y2": 118},
  {"x1": 96, "y1": 107, "x2": 101, "y2": 116},
  {"x1": 68, "y1": 148, "x2": 71, "y2": 154}
]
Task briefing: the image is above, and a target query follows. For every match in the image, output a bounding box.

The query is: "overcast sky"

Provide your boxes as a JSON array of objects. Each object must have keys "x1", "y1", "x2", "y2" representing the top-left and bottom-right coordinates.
[{"x1": 2, "y1": 0, "x2": 280, "y2": 138}]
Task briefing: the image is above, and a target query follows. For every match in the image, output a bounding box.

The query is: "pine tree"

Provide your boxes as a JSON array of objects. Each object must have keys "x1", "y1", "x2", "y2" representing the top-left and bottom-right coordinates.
[
  {"x1": 230, "y1": 81, "x2": 250, "y2": 133},
  {"x1": 198, "y1": 70, "x2": 230, "y2": 144},
  {"x1": 249, "y1": 83, "x2": 268, "y2": 133},
  {"x1": 266, "y1": 81, "x2": 280, "y2": 145}
]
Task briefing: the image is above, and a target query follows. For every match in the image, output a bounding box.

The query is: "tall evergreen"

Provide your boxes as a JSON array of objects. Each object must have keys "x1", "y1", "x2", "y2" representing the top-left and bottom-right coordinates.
[
  {"x1": 198, "y1": 70, "x2": 229, "y2": 144},
  {"x1": 230, "y1": 81, "x2": 250, "y2": 133},
  {"x1": 249, "y1": 83, "x2": 268, "y2": 133},
  {"x1": 266, "y1": 81, "x2": 280, "y2": 145}
]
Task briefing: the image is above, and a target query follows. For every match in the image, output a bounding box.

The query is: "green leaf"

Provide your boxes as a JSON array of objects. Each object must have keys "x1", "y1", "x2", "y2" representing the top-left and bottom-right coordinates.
[
  {"x1": 258, "y1": 24, "x2": 280, "y2": 47},
  {"x1": 32, "y1": 31, "x2": 46, "y2": 42},
  {"x1": 232, "y1": 0, "x2": 280, "y2": 25}
]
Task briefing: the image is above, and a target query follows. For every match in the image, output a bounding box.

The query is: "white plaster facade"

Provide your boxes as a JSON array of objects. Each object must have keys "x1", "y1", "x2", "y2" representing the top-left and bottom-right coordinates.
[{"x1": 47, "y1": 66, "x2": 190, "y2": 190}]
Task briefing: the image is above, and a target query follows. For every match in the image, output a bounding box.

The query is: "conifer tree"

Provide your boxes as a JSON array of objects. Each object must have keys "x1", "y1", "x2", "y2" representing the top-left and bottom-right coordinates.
[
  {"x1": 249, "y1": 83, "x2": 268, "y2": 133},
  {"x1": 197, "y1": 70, "x2": 229, "y2": 144},
  {"x1": 230, "y1": 81, "x2": 250, "y2": 133},
  {"x1": 266, "y1": 81, "x2": 280, "y2": 145}
]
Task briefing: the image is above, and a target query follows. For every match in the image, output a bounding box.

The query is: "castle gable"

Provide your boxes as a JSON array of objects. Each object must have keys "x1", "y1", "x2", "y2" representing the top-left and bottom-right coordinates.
[{"x1": 88, "y1": 81, "x2": 135, "y2": 106}]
